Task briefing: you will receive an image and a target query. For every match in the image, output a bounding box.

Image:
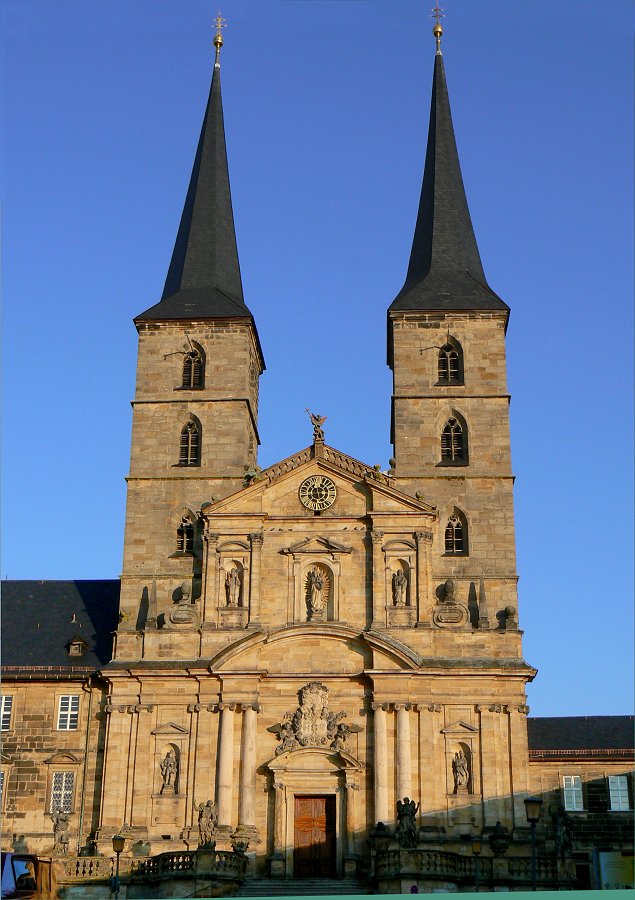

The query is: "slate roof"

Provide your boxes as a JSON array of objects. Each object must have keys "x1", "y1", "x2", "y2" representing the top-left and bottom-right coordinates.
[
  {"x1": 528, "y1": 716, "x2": 635, "y2": 752},
  {"x1": 136, "y1": 62, "x2": 254, "y2": 324},
  {"x1": 390, "y1": 53, "x2": 508, "y2": 316},
  {"x1": 1, "y1": 580, "x2": 120, "y2": 673}
]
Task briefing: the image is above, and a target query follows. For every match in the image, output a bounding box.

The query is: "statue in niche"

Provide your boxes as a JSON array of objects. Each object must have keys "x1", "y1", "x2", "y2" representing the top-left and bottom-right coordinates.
[
  {"x1": 306, "y1": 567, "x2": 326, "y2": 619},
  {"x1": 50, "y1": 806, "x2": 70, "y2": 855},
  {"x1": 452, "y1": 748, "x2": 470, "y2": 792},
  {"x1": 159, "y1": 749, "x2": 178, "y2": 793},
  {"x1": 225, "y1": 567, "x2": 242, "y2": 607},
  {"x1": 396, "y1": 797, "x2": 420, "y2": 848},
  {"x1": 392, "y1": 569, "x2": 408, "y2": 606},
  {"x1": 194, "y1": 799, "x2": 218, "y2": 847}
]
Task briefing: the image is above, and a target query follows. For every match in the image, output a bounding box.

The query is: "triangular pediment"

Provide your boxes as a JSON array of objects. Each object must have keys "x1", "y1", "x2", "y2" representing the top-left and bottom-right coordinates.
[
  {"x1": 441, "y1": 720, "x2": 479, "y2": 734},
  {"x1": 200, "y1": 443, "x2": 436, "y2": 516},
  {"x1": 151, "y1": 721, "x2": 189, "y2": 736},
  {"x1": 282, "y1": 535, "x2": 353, "y2": 555}
]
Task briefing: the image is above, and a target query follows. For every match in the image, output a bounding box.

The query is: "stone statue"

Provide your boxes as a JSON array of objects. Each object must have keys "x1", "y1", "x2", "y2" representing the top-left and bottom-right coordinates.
[
  {"x1": 444, "y1": 579, "x2": 456, "y2": 603},
  {"x1": 159, "y1": 749, "x2": 178, "y2": 793},
  {"x1": 452, "y1": 749, "x2": 470, "y2": 791},
  {"x1": 552, "y1": 806, "x2": 573, "y2": 860},
  {"x1": 396, "y1": 797, "x2": 420, "y2": 848},
  {"x1": 169, "y1": 580, "x2": 197, "y2": 625},
  {"x1": 306, "y1": 408, "x2": 327, "y2": 442},
  {"x1": 194, "y1": 799, "x2": 218, "y2": 847},
  {"x1": 225, "y1": 567, "x2": 242, "y2": 607},
  {"x1": 306, "y1": 567, "x2": 325, "y2": 619},
  {"x1": 392, "y1": 569, "x2": 408, "y2": 606},
  {"x1": 50, "y1": 806, "x2": 70, "y2": 855}
]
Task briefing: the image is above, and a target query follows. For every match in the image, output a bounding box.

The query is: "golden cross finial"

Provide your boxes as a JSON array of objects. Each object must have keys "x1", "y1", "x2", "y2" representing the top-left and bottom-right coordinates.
[
  {"x1": 213, "y1": 12, "x2": 227, "y2": 65},
  {"x1": 431, "y1": 3, "x2": 444, "y2": 55}
]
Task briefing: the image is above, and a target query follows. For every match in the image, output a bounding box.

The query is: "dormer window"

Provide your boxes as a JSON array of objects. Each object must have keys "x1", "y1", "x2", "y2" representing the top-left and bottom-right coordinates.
[{"x1": 68, "y1": 637, "x2": 87, "y2": 658}]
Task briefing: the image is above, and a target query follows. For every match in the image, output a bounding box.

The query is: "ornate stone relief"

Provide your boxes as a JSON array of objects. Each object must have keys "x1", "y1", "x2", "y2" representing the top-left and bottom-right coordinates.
[
  {"x1": 268, "y1": 681, "x2": 361, "y2": 754},
  {"x1": 168, "y1": 580, "x2": 199, "y2": 626},
  {"x1": 432, "y1": 578, "x2": 469, "y2": 628}
]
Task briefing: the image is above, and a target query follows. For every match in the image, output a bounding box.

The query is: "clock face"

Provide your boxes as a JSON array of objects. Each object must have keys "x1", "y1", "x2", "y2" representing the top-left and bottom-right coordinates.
[{"x1": 299, "y1": 475, "x2": 337, "y2": 511}]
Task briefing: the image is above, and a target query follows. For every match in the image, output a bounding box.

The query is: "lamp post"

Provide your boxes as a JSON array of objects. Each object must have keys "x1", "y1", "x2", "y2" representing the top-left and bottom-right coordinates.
[
  {"x1": 112, "y1": 833, "x2": 125, "y2": 900},
  {"x1": 524, "y1": 796, "x2": 543, "y2": 892},
  {"x1": 471, "y1": 835, "x2": 482, "y2": 892}
]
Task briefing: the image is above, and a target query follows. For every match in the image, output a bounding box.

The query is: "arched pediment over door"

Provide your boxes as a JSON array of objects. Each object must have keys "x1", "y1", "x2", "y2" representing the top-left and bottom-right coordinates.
[{"x1": 263, "y1": 746, "x2": 364, "y2": 880}]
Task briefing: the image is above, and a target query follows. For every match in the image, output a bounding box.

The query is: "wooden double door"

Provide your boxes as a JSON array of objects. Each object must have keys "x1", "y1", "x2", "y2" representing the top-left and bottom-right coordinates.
[{"x1": 293, "y1": 795, "x2": 336, "y2": 878}]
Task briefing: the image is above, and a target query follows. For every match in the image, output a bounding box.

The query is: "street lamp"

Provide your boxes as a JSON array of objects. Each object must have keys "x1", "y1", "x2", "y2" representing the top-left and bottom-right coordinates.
[
  {"x1": 471, "y1": 835, "x2": 482, "y2": 893},
  {"x1": 112, "y1": 833, "x2": 125, "y2": 900},
  {"x1": 524, "y1": 796, "x2": 543, "y2": 892}
]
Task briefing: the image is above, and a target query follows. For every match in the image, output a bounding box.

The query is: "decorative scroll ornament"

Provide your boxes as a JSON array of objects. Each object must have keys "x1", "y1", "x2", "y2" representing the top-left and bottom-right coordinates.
[
  {"x1": 268, "y1": 681, "x2": 361, "y2": 754},
  {"x1": 432, "y1": 578, "x2": 469, "y2": 628}
]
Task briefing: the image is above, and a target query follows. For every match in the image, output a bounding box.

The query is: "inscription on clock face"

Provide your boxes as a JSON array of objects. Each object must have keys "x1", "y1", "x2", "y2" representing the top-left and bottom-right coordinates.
[{"x1": 299, "y1": 475, "x2": 337, "y2": 511}]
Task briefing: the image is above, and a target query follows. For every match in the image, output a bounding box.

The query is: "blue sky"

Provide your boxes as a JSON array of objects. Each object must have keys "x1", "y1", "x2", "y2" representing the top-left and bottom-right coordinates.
[{"x1": 2, "y1": 1, "x2": 633, "y2": 717}]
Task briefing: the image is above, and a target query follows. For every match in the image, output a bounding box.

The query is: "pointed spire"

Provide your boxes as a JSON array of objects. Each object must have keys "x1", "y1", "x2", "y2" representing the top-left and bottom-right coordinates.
[
  {"x1": 137, "y1": 18, "x2": 253, "y2": 322},
  {"x1": 390, "y1": 26, "x2": 508, "y2": 314}
]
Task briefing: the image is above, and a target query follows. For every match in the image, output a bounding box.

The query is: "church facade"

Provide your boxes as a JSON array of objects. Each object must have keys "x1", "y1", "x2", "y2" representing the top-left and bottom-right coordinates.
[{"x1": 2, "y1": 20, "x2": 633, "y2": 895}]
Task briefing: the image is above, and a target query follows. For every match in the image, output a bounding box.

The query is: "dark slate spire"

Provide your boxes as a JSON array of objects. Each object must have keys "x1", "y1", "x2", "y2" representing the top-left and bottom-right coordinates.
[
  {"x1": 390, "y1": 51, "x2": 508, "y2": 313},
  {"x1": 136, "y1": 59, "x2": 252, "y2": 321}
]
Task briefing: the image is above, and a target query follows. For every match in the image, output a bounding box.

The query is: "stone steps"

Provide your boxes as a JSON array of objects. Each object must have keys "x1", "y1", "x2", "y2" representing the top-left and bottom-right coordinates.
[{"x1": 235, "y1": 877, "x2": 374, "y2": 896}]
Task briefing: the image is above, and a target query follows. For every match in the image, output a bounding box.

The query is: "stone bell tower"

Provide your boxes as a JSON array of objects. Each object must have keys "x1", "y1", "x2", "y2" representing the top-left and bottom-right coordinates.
[
  {"x1": 388, "y1": 30, "x2": 518, "y2": 625},
  {"x1": 117, "y1": 29, "x2": 264, "y2": 643}
]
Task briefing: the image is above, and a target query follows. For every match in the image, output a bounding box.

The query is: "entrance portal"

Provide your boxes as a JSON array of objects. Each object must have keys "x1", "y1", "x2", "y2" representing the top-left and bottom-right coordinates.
[{"x1": 293, "y1": 795, "x2": 336, "y2": 877}]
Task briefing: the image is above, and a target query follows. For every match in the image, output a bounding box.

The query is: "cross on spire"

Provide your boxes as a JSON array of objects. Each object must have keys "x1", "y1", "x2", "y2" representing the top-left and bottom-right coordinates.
[
  {"x1": 213, "y1": 12, "x2": 227, "y2": 66},
  {"x1": 431, "y1": 3, "x2": 444, "y2": 54}
]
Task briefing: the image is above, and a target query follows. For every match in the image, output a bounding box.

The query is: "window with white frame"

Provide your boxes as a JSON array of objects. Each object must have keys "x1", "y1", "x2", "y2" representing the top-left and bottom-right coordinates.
[
  {"x1": 50, "y1": 771, "x2": 74, "y2": 812},
  {"x1": 1, "y1": 695, "x2": 13, "y2": 731},
  {"x1": 608, "y1": 775, "x2": 630, "y2": 811},
  {"x1": 562, "y1": 775, "x2": 584, "y2": 811},
  {"x1": 57, "y1": 695, "x2": 79, "y2": 730}
]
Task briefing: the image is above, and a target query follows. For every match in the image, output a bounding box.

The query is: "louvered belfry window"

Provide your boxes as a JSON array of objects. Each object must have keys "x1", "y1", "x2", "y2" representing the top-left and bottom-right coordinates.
[
  {"x1": 177, "y1": 516, "x2": 195, "y2": 553},
  {"x1": 445, "y1": 514, "x2": 465, "y2": 554},
  {"x1": 182, "y1": 349, "x2": 204, "y2": 388},
  {"x1": 180, "y1": 421, "x2": 200, "y2": 466},
  {"x1": 438, "y1": 344, "x2": 460, "y2": 383},
  {"x1": 441, "y1": 417, "x2": 464, "y2": 462}
]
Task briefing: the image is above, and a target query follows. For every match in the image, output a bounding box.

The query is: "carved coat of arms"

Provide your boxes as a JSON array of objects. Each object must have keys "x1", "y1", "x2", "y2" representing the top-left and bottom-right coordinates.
[{"x1": 268, "y1": 681, "x2": 361, "y2": 754}]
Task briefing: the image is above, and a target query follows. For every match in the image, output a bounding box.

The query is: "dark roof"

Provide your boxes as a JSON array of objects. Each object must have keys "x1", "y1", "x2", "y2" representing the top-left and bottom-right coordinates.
[
  {"x1": 528, "y1": 716, "x2": 635, "y2": 752},
  {"x1": 1, "y1": 580, "x2": 119, "y2": 672},
  {"x1": 390, "y1": 53, "x2": 508, "y2": 316},
  {"x1": 136, "y1": 62, "x2": 253, "y2": 323}
]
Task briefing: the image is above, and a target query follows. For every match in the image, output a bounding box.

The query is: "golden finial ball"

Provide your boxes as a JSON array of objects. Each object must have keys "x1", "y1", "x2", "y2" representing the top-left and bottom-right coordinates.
[
  {"x1": 433, "y1": 23, "x2": 443, "y2": 38},
  {"x1": 213, "y1": 33, "x2": 224, "y2": 49}
]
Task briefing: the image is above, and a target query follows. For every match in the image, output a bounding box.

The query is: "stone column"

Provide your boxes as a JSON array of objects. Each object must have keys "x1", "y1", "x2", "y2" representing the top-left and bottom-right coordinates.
[
  {"x1": 236, "y1": 704, "x2": 259, "y2": 838},
  {"x1": 370, "y1": 530, "x2": 385, "y2": 629},
  {"x1": 248, "y1": 533, "x2": 264, "y2": 625},
  {"x1": 373, "y1": 703, "x2": 389, "y2": 824},
  {"x1": 344, "y1": 777, "x2": 358, "y2": 875},
  {"x1": 270, "y1": 779, "x2": 286, "y2": 878},
  {"x1": 202, "y1": 530, "x2": 220, "y2": 625},
  {"x1": 216, "y1": 704, "x2": 235, "y2": 828},
  {"x1": 395, "y1": 704, "x2": 412, "y2": 802},
  {"x1": 415, "y1": 530, "x2": 434, "y2": 625}
]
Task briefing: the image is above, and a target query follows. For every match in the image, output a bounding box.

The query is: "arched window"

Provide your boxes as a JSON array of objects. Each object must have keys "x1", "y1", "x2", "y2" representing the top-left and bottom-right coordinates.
[
  {"x1": 182, "y1": 347, "x2": 204, "y2": 388},
  {"x1": 176, "y1": 514, "x2": 195, "y2": 553},
  {"x1": 441, "y1": 416, "x2": 467, "y2": 463},
  {"x1": 179, "y1": 421, "x2": 200, "y2": 466},
  {"x1": 444, "y1": 512, "x2": 468, "y2": 555},
  {"x1": 437, "y1": 338, "x2": 463, "y2": 385}
]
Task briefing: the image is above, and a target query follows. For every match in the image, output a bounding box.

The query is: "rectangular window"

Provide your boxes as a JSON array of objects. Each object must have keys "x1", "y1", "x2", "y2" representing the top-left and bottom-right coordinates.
[
  {"x1": 0, "y1": 771, "x2": 4, "y2": 808},
  {"x1": 608, "y1": 775, "x2": 630, "y2": 811},
  {"x1": 563, "y1": 775, "x2": 584, "y2": 811},
  {"x1": 1, "y1": 695, "x2": 13, "y2": 731},
  {"x1": 50, "y1": 771, "x2": 74, "y2": 813},
  {"x1": 57, "y1": 695, "x2": 79, "y2": 730}
]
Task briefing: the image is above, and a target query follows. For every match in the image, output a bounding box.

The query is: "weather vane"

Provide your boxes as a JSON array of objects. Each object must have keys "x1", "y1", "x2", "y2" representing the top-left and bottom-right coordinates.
[
  {"x1": 213, "y1": 12, "x2": 227, "y2": 66},
  {"x1": 431, "y1": 3, "x2": 444, "y2": 54}
]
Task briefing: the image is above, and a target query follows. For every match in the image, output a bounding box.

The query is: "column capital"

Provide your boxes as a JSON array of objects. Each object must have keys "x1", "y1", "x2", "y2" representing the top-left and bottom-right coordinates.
[
  {"x1": 370, "y1": 529, "x2": 384, "y2": 544},
  {"x1": 517, "y1": 704, "x2": 530, "y2": 715},
  {"x1": 249, "y1": 532, "x2": 264, "y2": 546},
  {"x1": 187, "y1": 703, "x2": 202, "y2": 713},
  {"x1": 371, "y1": 702, "x2": 389, "y2": 712},
  {"x1": 238, "y1": 702, "x2": 261, "y2": 713},
  {"x1": 415, "y1": 530, "x2": 434, "y2": 543},
  {"x1": 426, "y1": 703, "x2": 442, "y2": 713},
  {"x1": 219, "y1": 702, "x2": 237, "y2": 712},
  {"x1": 204, "y1": 530, "x2": 220, "y2": 544}
]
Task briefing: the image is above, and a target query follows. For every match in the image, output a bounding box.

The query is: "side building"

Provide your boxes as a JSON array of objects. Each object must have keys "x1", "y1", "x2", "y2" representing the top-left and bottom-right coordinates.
[{"x1": 2, "y1": 21, "x2": 633, "y2": 895}]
